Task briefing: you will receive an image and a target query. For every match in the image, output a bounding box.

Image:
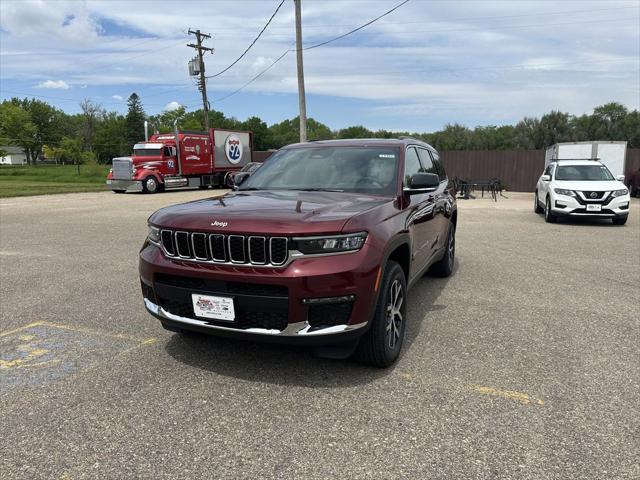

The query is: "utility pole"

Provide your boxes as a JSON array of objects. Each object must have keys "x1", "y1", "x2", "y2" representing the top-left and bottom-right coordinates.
[
  {"x1": 294, "y1": 0, "x2": 307, "y2": 142},
  {"x1": 187, "y1": 29, "x2": 214, "y2": 130}
]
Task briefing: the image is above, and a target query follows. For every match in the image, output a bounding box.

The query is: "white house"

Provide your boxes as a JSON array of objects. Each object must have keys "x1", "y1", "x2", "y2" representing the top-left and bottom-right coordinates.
[{"x1": 0, "y1": 146, "x2": 28, "y2": 165}]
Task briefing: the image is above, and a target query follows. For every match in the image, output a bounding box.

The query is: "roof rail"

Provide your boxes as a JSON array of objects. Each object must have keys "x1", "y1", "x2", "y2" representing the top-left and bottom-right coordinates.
[{"x1": 550, "y1": 158, "x2": 600, "y2": 161}]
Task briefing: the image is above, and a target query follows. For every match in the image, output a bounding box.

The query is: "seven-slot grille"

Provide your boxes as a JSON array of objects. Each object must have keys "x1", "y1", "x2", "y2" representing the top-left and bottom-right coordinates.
[{"x1": 160, "y1": 230, "x2": 288, "y2": 266}]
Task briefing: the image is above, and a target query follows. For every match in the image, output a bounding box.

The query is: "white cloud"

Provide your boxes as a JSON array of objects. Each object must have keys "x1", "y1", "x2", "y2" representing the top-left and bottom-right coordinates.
[
  {"x1": 2, "y1": 0, "x2": 638, "y2": 127},
  {"x1": 112, "y1": 94, "x2": 123, "y2": 101},
  {"x1": 165, "y1": 101, "x2": 182, "y2": 111},
  {"x1": 35, "y1": 79, "x2": 70, "y2": 89}
]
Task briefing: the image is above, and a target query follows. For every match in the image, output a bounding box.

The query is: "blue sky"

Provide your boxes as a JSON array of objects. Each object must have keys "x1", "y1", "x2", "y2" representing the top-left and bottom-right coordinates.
[{"x1": 1, "y1": 0, "x2": 638, "y2": 132}]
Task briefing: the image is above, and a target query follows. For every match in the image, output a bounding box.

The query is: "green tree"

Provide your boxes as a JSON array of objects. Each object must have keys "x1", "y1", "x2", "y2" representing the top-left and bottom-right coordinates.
[
  {"x1": 21, "y1": 98, "x2": 67, "y2": 162},
  {"x1": 94, "y1": 112, "x2": 128, "y2": 164},
  {"x1": 79, "y1": 99, "x2": 105, "y2": 151},
  {"x1": 336, "y1": 125, "x2": 373, "y2": 139},
  {"x1": 148, "y1": 106, "x2": 187, "y2": 134},
  {"x1": 0, "y1": 102, "x2": 37, "y2": 163},
  {"x1": 241, "y1": 116, "x2": 273, "y2": 150},
  {"x1": 48, "y1": 137, "x2": 94, "y2": 165},
  {"x1": 125, "y1": 93, "x2": 145, "y2": 147}
]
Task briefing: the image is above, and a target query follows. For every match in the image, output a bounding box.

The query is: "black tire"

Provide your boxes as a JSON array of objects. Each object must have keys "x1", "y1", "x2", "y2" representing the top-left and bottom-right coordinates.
[
  {"x1": 430, "y1": 223, "x2": 455, "y2": 277},
  {"x1": 142, "y1": 176, "x2": 159, "y2": 194},
  {"x1": 353, "y1": 261, "x2": 407, "y2": 368},
  {"x1": 534, "y1": 191, "x2": 543, "y2": 213},
  {"x1": 545, "y1": 196, "x2": 556, "y2": 223},
  {"x1": 612, "y1": 216, "x2": 628, "y2": 225}
]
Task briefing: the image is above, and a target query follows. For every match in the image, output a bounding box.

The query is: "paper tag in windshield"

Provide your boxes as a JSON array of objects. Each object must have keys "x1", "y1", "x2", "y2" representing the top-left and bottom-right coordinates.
[{"x1": 379, "y1": 154, "x2": 396, "y2": 158}]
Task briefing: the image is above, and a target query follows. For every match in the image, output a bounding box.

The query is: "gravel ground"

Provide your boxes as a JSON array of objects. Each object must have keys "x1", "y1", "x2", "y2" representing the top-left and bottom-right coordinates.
[{"x1": 1, "y1": 189, "x2": 638, "y2": 479}]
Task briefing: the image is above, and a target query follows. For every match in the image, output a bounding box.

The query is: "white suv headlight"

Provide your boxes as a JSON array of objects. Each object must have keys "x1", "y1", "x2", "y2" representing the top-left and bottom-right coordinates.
[
  {"x1": 554, "y1": 188, "x2": 575, "y2": 197},
  {"x1": 611, "y1": 188, "x2": 629, "y2": 198}
]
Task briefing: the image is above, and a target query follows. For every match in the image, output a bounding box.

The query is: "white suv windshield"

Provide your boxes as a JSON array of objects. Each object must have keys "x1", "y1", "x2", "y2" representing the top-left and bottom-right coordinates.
[
  {"x1": 555, "y1": 165, "x2": 614, "y2": 181},
  {"x1": 239, "y1": 147, "x2": 400, "y2": 196}
]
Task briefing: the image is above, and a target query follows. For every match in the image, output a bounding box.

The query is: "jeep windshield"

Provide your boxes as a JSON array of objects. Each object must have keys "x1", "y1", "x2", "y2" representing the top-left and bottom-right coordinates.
[
  {"x1": 555, "y1": 165, "x2": 614, "y2": 181},
  {"x1": 239, "y1": 146, "x2": 400, "y2": 196}
]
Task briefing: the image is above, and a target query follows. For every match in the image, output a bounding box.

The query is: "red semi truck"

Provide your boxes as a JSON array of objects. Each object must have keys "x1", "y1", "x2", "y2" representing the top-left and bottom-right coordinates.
[{"x1": 106, "y1": 128, "x2": 253, "y2": 193}]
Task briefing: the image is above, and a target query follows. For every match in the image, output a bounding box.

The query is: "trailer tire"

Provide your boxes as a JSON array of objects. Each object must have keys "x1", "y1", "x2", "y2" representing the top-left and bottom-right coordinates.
[{"x1": 142, "y1": 176, "x2": 159, "y2": 194}]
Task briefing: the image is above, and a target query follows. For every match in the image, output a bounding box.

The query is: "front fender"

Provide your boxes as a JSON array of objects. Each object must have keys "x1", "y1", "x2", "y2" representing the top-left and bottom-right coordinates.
[{"x1": 133, "y1": 169, "x2": 163, "y2": 184}]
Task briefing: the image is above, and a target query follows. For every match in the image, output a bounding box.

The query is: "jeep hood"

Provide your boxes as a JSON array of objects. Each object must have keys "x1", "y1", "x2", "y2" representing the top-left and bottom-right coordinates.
[{"x1": 149, "y1": 190, "x2": 390, "y2": 235}]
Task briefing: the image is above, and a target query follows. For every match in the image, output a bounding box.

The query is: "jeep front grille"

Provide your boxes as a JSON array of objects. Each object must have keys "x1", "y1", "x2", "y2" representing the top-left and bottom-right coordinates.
[{"x1": 160, "y1": 230, "x2": 288, "y2": 266}]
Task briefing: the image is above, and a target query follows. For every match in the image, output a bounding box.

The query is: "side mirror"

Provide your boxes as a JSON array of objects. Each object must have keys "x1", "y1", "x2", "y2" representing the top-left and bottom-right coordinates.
[
  {"x1": 233, "y1": 172, "x2": 250, "y2": 187},
  {"x1": 541, "y1": 174, "x2": 551, "y2": 182},
  {"x1": 404, "y1": 173, "x2": 440, "y2": 194},
  {"x1": 616, "y1": 175, "x2": 626, "y2": 182}
]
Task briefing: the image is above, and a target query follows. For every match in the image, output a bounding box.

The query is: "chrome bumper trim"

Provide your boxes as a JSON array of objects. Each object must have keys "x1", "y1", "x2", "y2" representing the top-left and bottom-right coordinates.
[
  {"x1": 107, "y1": 179, "x2": 143, "y2": 192},
  {"x1": 144, "y1": 298, "x2": 367, "y2": 337}
]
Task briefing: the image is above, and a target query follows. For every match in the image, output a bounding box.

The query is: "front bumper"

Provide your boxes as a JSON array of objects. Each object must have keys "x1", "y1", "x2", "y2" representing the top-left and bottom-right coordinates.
[
  {"x1": 106, "y1": 179, "x2": 143, "y2": 192},
  {"x1": 552, "y1": 193, "x2": 630, "y2": 218},
  {"x1": 139, "y1": 241, "x2": 382, "y2": 345}
]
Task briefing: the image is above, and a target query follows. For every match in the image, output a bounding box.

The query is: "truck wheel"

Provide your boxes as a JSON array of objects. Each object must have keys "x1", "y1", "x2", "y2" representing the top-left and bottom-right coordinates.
[
  {"x1": 143, "y1": 176, "x2": 159, "y2": 194},
  {"x1": 430, "y1": 223, "x2": 455, "y2": 277},
  {"x1": 534, "y1": 191, "x2": 543, "y2": 213},
  {"x1": 353, "y1": 261, "x2": 406, "y2": 368},
  {"x1": 545, "y1": 197, "x2": 556, "y2": 223}
]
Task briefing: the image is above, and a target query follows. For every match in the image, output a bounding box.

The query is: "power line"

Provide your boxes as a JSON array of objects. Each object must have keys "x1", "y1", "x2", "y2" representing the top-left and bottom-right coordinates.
[
  {"x1": 211, "y1": 49, "x2": 291, "y2": 103},
  {"x1": 206, "y1": 0, "x2": 287, "y2": 78},
  {"x1": 303, "y1": 0, "x2": 410, "y2": 50},
  {"x1": 211, "y1": 0, "x2": 411, "y2": 103}
]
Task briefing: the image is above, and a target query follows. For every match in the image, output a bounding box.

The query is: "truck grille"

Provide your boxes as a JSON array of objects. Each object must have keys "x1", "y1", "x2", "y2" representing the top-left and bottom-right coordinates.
[
  {"x1": 112, "y1": 158, "x2": 133, "y2": 180},
  {"x1": 160, "y1": 230, "x2": 288, "y2": 267}
]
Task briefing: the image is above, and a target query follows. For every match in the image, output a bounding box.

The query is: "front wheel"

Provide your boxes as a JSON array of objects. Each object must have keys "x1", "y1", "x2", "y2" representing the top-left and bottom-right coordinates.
[
  {"x1": 142, "y1": 176, "x2": 159, "y2": 194},
  {"x1": 353, "y1": 261, "x2": 407, "y2": 368},
  {"x1": 534, "y1": 191, "x2": 543, "y2": 213},
  {"x1": 545, "y1": 196, "x2": 556, "y2": 223}
]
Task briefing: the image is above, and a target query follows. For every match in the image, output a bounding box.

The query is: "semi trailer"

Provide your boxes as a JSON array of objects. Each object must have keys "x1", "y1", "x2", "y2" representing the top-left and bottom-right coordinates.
[
  {"x1": 106, "y1": 127, "x2": 253, "y2": 193},
  {"x1": 544, "y1": 141, "x2": 627, "y2": 178}
]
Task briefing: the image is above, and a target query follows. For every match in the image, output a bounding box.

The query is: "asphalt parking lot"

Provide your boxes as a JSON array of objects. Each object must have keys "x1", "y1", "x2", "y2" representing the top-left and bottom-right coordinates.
[{"x1": 1, "y1": 189, "x2": 639, "y2": 479}]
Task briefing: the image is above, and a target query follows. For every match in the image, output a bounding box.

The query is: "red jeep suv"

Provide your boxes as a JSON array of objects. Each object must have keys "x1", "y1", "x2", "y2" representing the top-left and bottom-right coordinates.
[{"x1": 140, "y1": 138, "x2": 457, "y2": 366}]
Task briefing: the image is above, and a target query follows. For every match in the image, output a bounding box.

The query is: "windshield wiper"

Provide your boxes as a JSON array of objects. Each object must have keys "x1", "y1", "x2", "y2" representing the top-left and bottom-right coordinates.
[{"x1": 238, "y1": 187, "x2": 262, "y2": 191}]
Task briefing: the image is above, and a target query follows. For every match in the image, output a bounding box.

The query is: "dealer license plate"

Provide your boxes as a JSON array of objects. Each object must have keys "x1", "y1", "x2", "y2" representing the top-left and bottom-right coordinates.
[
  {"x1": 586, "y1": 204, "x2": 602, "y2": 212},
  {"x1": 191, "y1": 294, "x2": 235, "y2": 321}
]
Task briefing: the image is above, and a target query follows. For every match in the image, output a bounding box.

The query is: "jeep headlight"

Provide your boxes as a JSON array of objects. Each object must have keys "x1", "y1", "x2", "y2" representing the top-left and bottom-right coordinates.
[
  {"x1": 293, "y1": 232, "x2": 367, "y2": 254},
  {"x1": 611, "y1": 188, "x2": 629, "y2": 198},
  {"x1": 148, "y1": 225, "x2": 161, "y2": 246},
  {"x1": 554, "y1": 188, "x2": 575, "y2": 197}
]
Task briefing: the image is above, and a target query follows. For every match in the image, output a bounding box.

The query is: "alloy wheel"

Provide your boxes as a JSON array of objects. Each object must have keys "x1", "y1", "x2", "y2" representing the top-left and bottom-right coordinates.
[{"x1": 385, "y1": 279, "x2": 404, "y2": 349}]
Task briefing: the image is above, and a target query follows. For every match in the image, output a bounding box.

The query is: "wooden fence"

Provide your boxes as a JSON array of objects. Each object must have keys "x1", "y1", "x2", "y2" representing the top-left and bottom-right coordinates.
[{"x1": 252, "y1": 148, "x2": 640, "y2": 192}]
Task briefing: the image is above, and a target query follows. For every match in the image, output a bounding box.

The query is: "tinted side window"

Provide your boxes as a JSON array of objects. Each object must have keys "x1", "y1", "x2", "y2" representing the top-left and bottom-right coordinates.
[
  {"x1": 404, "y1": 147, "x2": 423, "y2": 186},
  {"x1": 430, "y1": 150, "x2": 446, "y2": 180},
  {"x1": 417, "y1": 148, "x2": 438, "y2": 176}
]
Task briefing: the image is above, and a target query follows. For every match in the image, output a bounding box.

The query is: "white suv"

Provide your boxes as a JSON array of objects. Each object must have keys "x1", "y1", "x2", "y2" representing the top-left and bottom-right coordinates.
[{"x1": 535, "y1": 160, "x2": 630, "y2": 225}]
